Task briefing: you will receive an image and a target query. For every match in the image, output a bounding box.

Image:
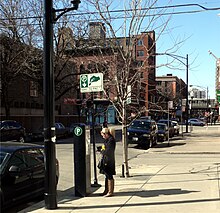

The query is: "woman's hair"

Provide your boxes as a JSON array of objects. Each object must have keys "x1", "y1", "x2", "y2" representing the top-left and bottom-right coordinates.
[
  {"x1": 108, "y1": 128, "x2": 115, "y2": 138},
  {"x1": 101, "y1": 127, "x2": 115, "y2": 138}
]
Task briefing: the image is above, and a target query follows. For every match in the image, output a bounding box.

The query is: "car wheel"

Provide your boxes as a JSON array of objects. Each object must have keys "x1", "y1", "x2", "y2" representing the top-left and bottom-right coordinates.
[
  {"x1": 141, "y1": 141, "x2": 150, "y2": 150},
  {"x1": 18, "y1": 136, "x2": 25, "y2": 143}
]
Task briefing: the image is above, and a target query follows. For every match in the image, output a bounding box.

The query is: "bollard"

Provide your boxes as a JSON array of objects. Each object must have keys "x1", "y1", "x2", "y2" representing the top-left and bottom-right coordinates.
[{"x1": 120, "y1": 164, "x2": 125, "y2": 178}]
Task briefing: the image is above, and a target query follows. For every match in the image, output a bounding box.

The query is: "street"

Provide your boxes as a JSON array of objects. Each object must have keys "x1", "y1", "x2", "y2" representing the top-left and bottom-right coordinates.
[{"x1": 7, "y1": 125, "x2": 220, "y2": 212}]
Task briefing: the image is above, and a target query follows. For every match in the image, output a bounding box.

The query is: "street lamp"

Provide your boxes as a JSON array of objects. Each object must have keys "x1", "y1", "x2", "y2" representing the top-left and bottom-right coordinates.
[
  {"x1": 43, "y1": 0, "x2": 80, "y2": 209},
  {"x1": 156, "y1": 53, "x2": 189, "y2": 133}
]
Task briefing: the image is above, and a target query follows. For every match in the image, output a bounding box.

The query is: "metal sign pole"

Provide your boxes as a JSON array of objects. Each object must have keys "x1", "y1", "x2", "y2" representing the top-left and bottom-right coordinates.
[
  {"x1": 91, "y1": 92, "x2": 100, "y2": 186},
  {"x1": 167, "y1": 102, "x2": 170, "y2": 147},
  {"x1": 80, "y1": 74, "x2": 103, "y2": 187}
]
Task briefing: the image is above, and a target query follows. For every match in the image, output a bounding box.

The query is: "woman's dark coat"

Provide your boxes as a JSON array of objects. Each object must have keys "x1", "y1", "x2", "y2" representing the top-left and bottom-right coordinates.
[{"x1": 101, "y1": 135, "x2": 116, "y2": 175}]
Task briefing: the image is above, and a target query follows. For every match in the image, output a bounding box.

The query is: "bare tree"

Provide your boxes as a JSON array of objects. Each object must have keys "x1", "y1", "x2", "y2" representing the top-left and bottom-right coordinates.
[
  {"x1": 0, "y1": 0, "x2": 90, "y2": 116},
  {"x1": 81, "y1": 0, "x2": 178, "y2": 177}
]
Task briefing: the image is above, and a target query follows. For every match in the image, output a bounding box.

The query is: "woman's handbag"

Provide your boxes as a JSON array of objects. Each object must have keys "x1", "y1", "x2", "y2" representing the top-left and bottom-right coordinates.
[{"x1": 97, "y1": 156, "x2": 107, "y2": 173}]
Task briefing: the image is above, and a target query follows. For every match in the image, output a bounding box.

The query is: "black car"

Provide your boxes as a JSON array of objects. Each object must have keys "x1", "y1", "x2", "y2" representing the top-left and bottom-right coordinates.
[
  {"x1": 0, "y1": 120, "x2": 26, "y2": 143},
  {"x1": 157, "y1": 119, "x2": 175, "y2": 138},
  {"x1": 0, "y1": 142, "x2": 59, "y2": 210},
  {"x1": 55, "y1": 122, "x2": 69, "y2": 138},
  {"x1": 26, "y1": 126, "x2": 44, "y2": 142},
  {"x1": 127, "y1": 119, "x2": 158, "y2": 149},
  {"x1": 157, "y1": 123, "x2": 169, "y2": 142}
]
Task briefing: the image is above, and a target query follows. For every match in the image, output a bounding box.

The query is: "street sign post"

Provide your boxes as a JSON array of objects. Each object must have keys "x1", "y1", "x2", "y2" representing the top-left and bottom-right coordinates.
[
  {"x1": 80, "y1": 73, "x2": 103, "y2": 93},
  {"x1": 79, "y1": 73, "x2": 103, "y2": 187}
]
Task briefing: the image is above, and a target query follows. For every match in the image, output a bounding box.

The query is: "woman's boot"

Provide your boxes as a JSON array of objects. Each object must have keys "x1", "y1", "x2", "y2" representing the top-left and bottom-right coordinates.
[
  {"x1": 104, "y1": 179, "x2": 114, "y2": 197},
  {"x1": 100, "y1": 178, "x2": 108, "y2": 196}
]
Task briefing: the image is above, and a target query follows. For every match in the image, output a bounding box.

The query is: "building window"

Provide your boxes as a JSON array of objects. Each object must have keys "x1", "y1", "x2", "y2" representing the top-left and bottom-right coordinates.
[
  {"x1": 14, "y1": 102, "x2": 19, "y2": 107},
  {"x1": 20, "y1": 102, "x2": 25, "y2": 108},
  {"x1": 115, "y1": 40, "x2": 121, "y2": 46},
  {"x1": 30, "y1": 81, "x2": 38, "y2": 97},
  {"x1": 137, "y1": 39, "x2": 143, "y2": 46},
  {"x1": 157, "y1": 81, "x2": 162, "y2": 86},
  {"x1": 137, "y1": 50, "x2": 144, "y2": 57}
]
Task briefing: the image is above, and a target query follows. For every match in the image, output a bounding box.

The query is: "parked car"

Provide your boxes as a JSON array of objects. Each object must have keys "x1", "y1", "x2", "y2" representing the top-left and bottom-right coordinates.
[
  {"x1": 127, "y1": 119, "x2": 158, "y2": 149},
  {"x1": 26, "y1": 126, "x2": 44, "y2": 142},
  {"x1": 188, "y1": 118, "x2": 205, "y2": 126},
  {"x1": 156, "y1": 123, "x2": 169, "y2": 142},
  {"x1": 0, "y1": 120, "x2": 26, "y2": 143},
  {"x1": 86, "y1": 122, "x2": 102, "y2": 133},
  {"x1": 0, "y1": 142, "x2": 59, "y2": 210},
  {"x1": 55, "y1": 122, "x2": 69, "y2": 138},
  {"x1": 157, "y1": 119, "x2": 175, "y2": 138},
  {"x1": 172, "y1": 121, "x2": 180, "y2": 135}
]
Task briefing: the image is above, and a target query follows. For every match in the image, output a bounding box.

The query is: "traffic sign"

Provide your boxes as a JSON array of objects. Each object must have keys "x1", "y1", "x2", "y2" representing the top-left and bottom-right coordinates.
[{"x1": 80, "y1": 73, "x2": 103, "y2": 93}]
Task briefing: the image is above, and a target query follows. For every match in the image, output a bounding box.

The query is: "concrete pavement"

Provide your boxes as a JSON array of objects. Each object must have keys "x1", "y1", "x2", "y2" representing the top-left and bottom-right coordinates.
[{"x1": 19, "y1": 125, "x2": 220, "y2": 213}]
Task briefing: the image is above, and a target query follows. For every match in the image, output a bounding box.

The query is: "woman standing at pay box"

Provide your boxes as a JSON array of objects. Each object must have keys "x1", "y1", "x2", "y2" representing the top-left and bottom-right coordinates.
[{"x1": 99, "y1": 127, "x2": 116, "y2": 197}]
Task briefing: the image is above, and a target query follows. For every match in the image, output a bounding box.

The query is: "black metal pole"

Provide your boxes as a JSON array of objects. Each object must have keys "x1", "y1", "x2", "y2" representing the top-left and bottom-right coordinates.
[
  {"x1": 91, "y1": 92, "x2": 100, "y2": 186},
  {"x1": 206, "y1": 87, "x2": 209, "y2": 110},
  {"x1": 43, "y1": 0, "x2": 57, "y2": 209},
  {"x1": 186, "y1": 54, "x2": 189, "y2": 133}
]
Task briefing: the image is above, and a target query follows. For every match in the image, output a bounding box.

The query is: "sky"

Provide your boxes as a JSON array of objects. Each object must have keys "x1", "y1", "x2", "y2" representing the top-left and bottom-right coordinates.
[{"x1": 154, "y1": 0, "x2": 220, "y2": 99}]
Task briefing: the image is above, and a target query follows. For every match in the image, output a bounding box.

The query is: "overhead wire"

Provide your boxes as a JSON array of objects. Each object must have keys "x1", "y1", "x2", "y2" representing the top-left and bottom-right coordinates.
[{"x1": 0, "y1": 2, "x2": 219, "y2": 22}]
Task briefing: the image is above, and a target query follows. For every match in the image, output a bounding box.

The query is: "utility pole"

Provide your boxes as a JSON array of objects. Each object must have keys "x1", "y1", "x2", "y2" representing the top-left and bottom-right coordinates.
[
  {"x1": 208, "y1": 50, "x2": 220, "y2": 116},
  {"x1": 155, "y1": 53, "x2": 189, "y2": 133},
  {"x1": 44, "y1": 0, "x2": 56, "y2": 209},
  {"x1": 186, "y1": 54, "x2": 189, "y2": 133},
  {"x1": 43, "y1": 0, "x2": 81, "y2": 209}
]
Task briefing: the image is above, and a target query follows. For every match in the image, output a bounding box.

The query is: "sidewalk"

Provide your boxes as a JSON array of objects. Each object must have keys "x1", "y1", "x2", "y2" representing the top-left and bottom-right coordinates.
[{"x1": 19, "y1": 127, "x2": 220, "y2": 213}]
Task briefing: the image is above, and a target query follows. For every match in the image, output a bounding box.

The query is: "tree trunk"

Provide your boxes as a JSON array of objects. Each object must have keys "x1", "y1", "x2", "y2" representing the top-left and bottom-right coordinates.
[{"x1": 122, "y1": 100, "x2": 130, "y2": 177}]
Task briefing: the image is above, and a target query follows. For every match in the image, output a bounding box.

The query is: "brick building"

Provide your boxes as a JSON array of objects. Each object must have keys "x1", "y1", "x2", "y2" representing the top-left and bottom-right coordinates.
[{"x1": 155, "y1": 74, "x2": 186, "y2": 119}]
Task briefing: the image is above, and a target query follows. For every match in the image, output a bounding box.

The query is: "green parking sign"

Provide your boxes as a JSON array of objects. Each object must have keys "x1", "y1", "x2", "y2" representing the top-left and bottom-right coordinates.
[
  {"x1": 74, "y1": 127, "x2": 83, "y2": 136},
  {"x1": 80, "y1": 73, "x2": 103, "y2": 93}
]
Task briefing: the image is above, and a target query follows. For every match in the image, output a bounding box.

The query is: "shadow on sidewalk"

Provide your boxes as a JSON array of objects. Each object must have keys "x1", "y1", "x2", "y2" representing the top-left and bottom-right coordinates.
[
  {"x1": 55, "y1": 197, "x2": 220, "y2": 211},
  {"x1": 114, "y1": 188, "x2": 199, "y2": 197}
]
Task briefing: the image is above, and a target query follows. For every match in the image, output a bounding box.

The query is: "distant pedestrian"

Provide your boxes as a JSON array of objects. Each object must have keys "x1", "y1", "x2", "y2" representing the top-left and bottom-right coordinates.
[{"x1": 98, "y1": 127, "x2": 116, "y2": 197}]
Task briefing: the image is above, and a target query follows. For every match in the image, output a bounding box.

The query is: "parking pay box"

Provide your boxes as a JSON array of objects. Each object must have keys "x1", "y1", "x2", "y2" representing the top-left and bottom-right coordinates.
[{"x1": 73, "y1": 124, "x2": 91, "y2": 197}]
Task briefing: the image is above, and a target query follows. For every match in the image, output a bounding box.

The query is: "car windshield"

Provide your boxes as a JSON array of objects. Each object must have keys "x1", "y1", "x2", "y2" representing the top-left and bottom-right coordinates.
[
  {"x1": 159, "y1": 120, "x2": 173, "y2": 126},
  {"x1": 130, "y1": 121, "x2": 151, "y2": 130},
  {"x1": 157, "y1": 124, "x2": 165, "y2": 130},
  {"x1": 0, "y1": 151, "x2": 11, "y2": 173}
]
